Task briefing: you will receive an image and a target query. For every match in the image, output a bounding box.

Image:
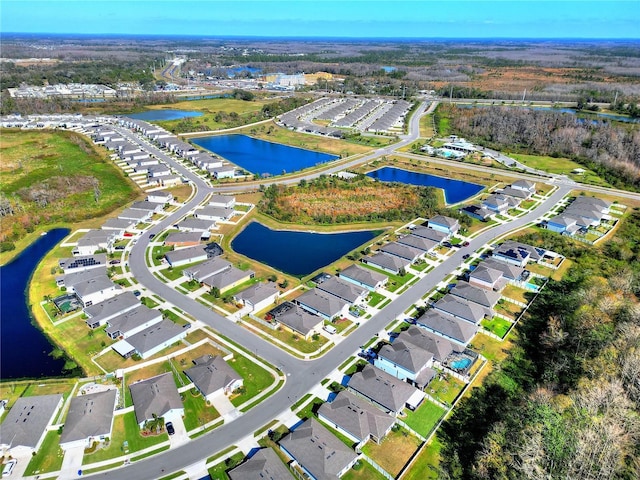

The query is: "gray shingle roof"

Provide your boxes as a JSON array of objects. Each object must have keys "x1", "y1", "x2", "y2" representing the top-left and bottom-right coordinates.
[
  {"x1": 318, "y1": 390, "x2": 395, "y2": 444},
  {"x1": 396, "y1": 234, "x2": 438, "y2": 252},
  {"x1": 417, "y1": 310, "x2": 478, "y2": 345},
  {"x1": 434, "y1": 295, "x2": 486, "y2": 324},
  {"x1": 411, "y1": 226, "x2": 448, "y2": 242},
  {"x1": 60, "y1": 389, "x2": 117, "y2": 445},
  {"x1": 276, "y1": 306, "x2": 324, "y2": 336},
  {"x1": 126, "y1": 318, "x2": 186, "y2": 357},
  {"x1": 130, "y1": 372, "x2": 183, "y2": 425},
  {"x1": 380, "y1": 242, "x2": 422, "y2": 261},
  {"x1": 71, "y1": 276, "x2": 119, "y2": 297},
  {"x1": 279, "y1": 418, "x2": 358, "y2": 480},
  {"x1": 469, "y1": 264, "x2": 504, "y2": 285},
  {"x1": 177, "y1": 218, "x2": 216, "y2": 232},
  {"x1": 105, "y1": 305, "x2": 162, "y2": 338},
  {"x1": 164, "y1": 246, "x2": 208, "y2": 265},
  {"x1": 0, "y1": 394, "x2": 62, "y2": 449},
  {"x1": 84, "y1": 292, "x2": 140, "y2": 324},
  {"x1": 235, "y1": 282, "x2": 278, "y2": 305},
  {"x1": 428, "y1": 215, "x2": 459, "y2": 230},
  {"x1": 338, "y1": 264, "x2": 387, "y2": 289},
  {"x1": 364, "y1": 252, "x2": 409, "y2": 273},
  {"x1": 296, "y1": 289, "x2": 348, "y2": 318},
  {"x1": 378, "y1": 341, "x2": 434, "y2": 375},
  {"x1": 203, "y1": 266, "x2": 254, "y2": 291},
  {"x1": 228, "y1": 448, "x2": 293, "y2": 480},
  {"x1": 164, "y1": 231, "x2": 203, "y2": 245},
  {"x1": 348, "y1": 365, "x2": 420, "y2": 413},
  {"x1": 494, "y1": 240, "x2": 541, "y2": 263},
  {"x1": 450, "y1": 282, "x2": 501, "y2": 309},
  {"x1": 183, "y1": 257, "x2": 231, "y2": 282},
  {"x1": 316, "y1": 276, "x2": 366, "y2": 304},
  {"x1": 480, "y1": 258, "x2": 525, "y2": 281},
  {"x1": 58, "y1": 266, "x2": 107, "y2": 288},
  {"x1": 184, "y1": 355, "x2": 241, "y2": 397},
  {"x1": 397, "y1": 326, "x2": 457, "y2": 363}
]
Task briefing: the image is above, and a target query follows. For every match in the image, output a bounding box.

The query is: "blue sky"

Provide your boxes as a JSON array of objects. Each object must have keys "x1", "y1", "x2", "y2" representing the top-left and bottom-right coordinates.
[{"x1": 2, "y1": 1, "x2": 639, "y2": 38}]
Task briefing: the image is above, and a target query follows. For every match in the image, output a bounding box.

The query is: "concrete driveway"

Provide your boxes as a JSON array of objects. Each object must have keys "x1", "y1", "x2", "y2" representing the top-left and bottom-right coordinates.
[
  {"x1": 164, "y1": 412, "x2": 189, "y2": 448},
  {"x1": 58, "y1": 444, "x2": 85, "y2": 480}
]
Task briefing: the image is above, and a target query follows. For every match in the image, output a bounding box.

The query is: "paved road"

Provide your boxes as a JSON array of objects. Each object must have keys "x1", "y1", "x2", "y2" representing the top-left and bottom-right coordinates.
[
  {"x1": 90, "y1": 100, "x2": 640, "y2": 478},
  {"x1": 92, "y1": 110, "x2": 575, "y2": 479}
]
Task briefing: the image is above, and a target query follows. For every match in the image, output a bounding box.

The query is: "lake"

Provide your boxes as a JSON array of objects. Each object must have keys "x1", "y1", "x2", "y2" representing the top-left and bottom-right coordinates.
[
  {"x1": 191, "y1": 134, "x2": 338, "y2": 176},
  {"x1": 125, "y1": 109, "x2": 203, "y2": 121},
  {"x1": 0, "y1": 228, "x2": 71, "y2": 379},
  {"x1": 231, "y1": 222, "x2": 380, "y2": 277},
  {"x1": 366, "y1": 167, "x2": 484, "y2": 204}
]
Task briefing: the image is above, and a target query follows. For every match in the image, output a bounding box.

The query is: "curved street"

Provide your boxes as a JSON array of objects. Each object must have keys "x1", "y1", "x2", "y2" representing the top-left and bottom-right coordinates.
[{"x1": 89, "y1": 101, "x2": 638, "y2": 479}]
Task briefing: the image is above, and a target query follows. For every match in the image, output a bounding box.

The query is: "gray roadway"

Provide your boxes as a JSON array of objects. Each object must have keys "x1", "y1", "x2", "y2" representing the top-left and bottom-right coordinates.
[{"x1": 90, "y1": 106, "x2": 629, "y2": 478}]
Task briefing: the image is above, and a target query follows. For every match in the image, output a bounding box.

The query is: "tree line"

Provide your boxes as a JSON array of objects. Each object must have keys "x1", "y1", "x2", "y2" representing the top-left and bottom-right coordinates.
[{"x1": 438, "y1": 211, "x2": 640, "y2": 480}]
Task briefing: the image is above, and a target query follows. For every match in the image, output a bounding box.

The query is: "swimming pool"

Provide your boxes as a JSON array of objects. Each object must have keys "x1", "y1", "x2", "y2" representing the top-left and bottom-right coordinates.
[{"x1": 450, "y1": 358, "x2": 472, "y2": 370}]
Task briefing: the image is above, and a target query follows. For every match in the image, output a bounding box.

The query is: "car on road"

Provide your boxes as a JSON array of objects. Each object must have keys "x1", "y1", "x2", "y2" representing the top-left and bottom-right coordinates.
[
  {"x1": 463, "y1": 241, "x2": 470, "y2": 246},
  {"x1": 133, "y1": 290, "x2": 141, "y2": 297},
  {"x1": 115, "y1": 246, "x2": 125, "y2": 250},
  {"x1": 2, "y1": 459, "x2": 17, "y2": 477},
  {"x1": 463, "y1": 254, "x2": 470, "y2": 259},
  {"x1": 166, "y1": 422, "x2": 175, "y2": 435},
  {"x1": 149, "y1": 233, "x2": 156, "y2": 240}
]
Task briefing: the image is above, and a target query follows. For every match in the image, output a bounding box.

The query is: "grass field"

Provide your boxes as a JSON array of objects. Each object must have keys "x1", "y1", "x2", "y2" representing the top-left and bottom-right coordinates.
[
  {"x1": 0, "y1": 129, "x2": 139, "y2": 250},
  {"x1": 481, "y1": 316, "x2": 513, "y2": 338},
  {"x1": 207, "y1": 452, "x2": 245, "y2": 480},
  {"x1": 403, "y1": 401, "x2": 446, "y2": 437},
  {"x1": 510, "y1": 153, "x2": 610, "y2": 186},
  {"x1": 427, "y1": 374, "x2": 466, "y2": 405},
  {"x1": 343, "y1": 460, "x2": 389, "y2": 480},
  {"x1": 183, "y1": 389, "x2": 221, "y2": 431},
  {"x1": 361, "y1": 426, "x2": 422, "y2": 477},
  {"x1": 228, "y1": 354, "x2": 276, "y2": 407},
  {"x1": 402, "y1": 436, "x2": 443, "y2": 480},
  {"x1": 419, "y1": 114, "x2": 436, "y2": 138},
  {"x1": 24, "y1": 430, "x2": 64, "y2": 475}
]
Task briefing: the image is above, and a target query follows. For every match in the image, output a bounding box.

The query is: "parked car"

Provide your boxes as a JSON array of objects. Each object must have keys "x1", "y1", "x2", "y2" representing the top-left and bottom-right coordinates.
[
  {"x1": 149, "y1": 233, "x2": 156, "y2": 240},
  {"x1": 166, "y1": 422, "x2": 175, "y2": 435},
  {"x1": 463, "y1": 254, "x2": 470, "y2": 259},
  {"x1": 2, "y1": 459, "x2": 17, "y2": 477},
  {"x1": 109, "y1": 260, "x2": 121, "y2": 265},
  {"x1": 463, "y1": 241, "x2": 470, "y2": 246},
  {"x1": 115, "y1": 246, "x2": 125, "y2": 251},
  {"x1": 133, "y1": 290, "x2": 141, "y2": 297}
]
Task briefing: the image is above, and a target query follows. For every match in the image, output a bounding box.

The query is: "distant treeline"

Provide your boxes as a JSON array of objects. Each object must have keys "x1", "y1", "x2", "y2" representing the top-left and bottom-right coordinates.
[
  {"x1": 440, "y1": 104, "x2": 640, "y2": 189},
  {"x1": 438, "y1": 212, "x2": 640, "y2": 479}
]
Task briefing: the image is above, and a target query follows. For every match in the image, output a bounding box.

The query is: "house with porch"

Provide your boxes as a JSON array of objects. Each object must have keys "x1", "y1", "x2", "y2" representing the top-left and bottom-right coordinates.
[
  {"x1": 427, "y1": 215, "x2": 460, "y2": 235},
  {"x1": 130, "y1": 372, "x2": 183, "y2": 428},
  {"x1": 295, "y1": 288, "x2": 349, "y2": 321},
  {"x1": 272, "y1": 304, "x2": 324, "y2": 340},
  {"x1": 113, "y1": 319, "x2": 187, "y2": 359},
  {"x1": 433, "y1": 294, "x2": 488, "y2": 325},
  {"x1": 84, "y1": 291, "x2": 140, "y2": 329},
  {"x1": 379, "y1": 242, "x2": 423, "y2": 263},
  {"x1": 362, "y1": 252, "x2": 410, "y2": 275},
  {"x1": 234, "y1": 282, "x2": 279, "y2": 313},
  {"x1": 375, "y1": 341, "x2": 436, "y2": 389},
  {"x1": 59, "y1": 389, "x2": 117, "y2": 451},
  {"x1": 416, "y1": 310, "x2": 478, "y2": 347},
  {"x1": 338, "y1": 264, "x2": 388, "y2": 291},
  {"x1": 184, "y1": 355, "x2": 243, "y2": 402},
  {"x1": 105, "y1": 304, "x2": 163, "y2": 339},
  {"x1": 164, "y1": 245, "x2": 208, "y2": 268},
  {"x1": 228, "y1": 448, "x2": 293, "y2": 480},
  {"x1": 316, "y1": 276, "x2": 367, "y2": 306}
]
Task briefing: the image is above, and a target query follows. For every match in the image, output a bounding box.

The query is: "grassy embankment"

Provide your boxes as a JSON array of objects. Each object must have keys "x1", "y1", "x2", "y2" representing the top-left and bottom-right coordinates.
[
  {"x1": 0, "y1": 129, "x2": 141, "y2": 264},
  {"x1": 510, "y1": 153, "x2": 612, "y2": 187}
]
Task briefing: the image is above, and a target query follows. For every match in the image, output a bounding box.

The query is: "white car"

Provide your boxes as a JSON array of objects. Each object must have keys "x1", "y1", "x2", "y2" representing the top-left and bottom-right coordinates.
[{"x1": 2, "y1": 459, "x2": 17, "y2": 477}]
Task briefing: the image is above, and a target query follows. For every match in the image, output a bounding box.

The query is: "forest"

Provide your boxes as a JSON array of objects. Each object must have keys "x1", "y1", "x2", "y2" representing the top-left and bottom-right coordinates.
[
  {"x1": 438, "y1": 104, "x2": 640, "y2": 189},
  {"x1": 438, "y1": 212, "x2": 640, "y2": 480}
]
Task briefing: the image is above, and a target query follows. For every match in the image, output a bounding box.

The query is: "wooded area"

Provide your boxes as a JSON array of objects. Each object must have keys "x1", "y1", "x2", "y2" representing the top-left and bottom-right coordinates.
[{"x1": 438, "y1": 213, "x2": 640, "y2": 480}]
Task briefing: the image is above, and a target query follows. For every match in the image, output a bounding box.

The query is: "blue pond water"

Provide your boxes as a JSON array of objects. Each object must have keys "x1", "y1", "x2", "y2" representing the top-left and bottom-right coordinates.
[
  {"x1": 451, "y1": 358, "x2": 472, "y2": 370},
  {"x1": 0, "y1": 228, "x2": 71, "y2": 379},
  {"x1": 231, "y1": 222, "x2": 379, "y2": 277},
  {"x1": 125, "y1": 109, "x2": 203, "y2": 121},
  {"x1": 191, "y1": 134, "x2": 338, "y2": 176},
  {"x1": 366, "y1": 167, "x2": 484, "y2": 204}
]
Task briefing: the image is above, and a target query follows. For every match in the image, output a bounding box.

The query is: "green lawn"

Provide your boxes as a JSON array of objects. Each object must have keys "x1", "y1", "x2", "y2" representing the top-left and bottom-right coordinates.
[
  {"x1": 151, "y1": 245, "x2": 174, "y2": 266},
  {"x1": 402, "y1": 401, "x2": 446, "y2": 437},
  {"x1": 402, "y1": 436, "x2": 443, "y2": 480},
  {"x1": 510, "y1": 153, "x2": 610, "y2": 186},
  {"x1": 82, "y1": 412, "x2": 168, "y2": 464},
  {"x1": 243, "y1": 318, "x2": 328, "y2": 354},
  {"x1": 159, "y1": 263, "x2": 196, "y2": 281},
  {"x1": 367, "y1": 291, "x2": 387, "y2": 307},
  {"x1": 180, "y1": 280, "x2": 202, "y2": 292},
  {"x1": 207, "y1": 452, "x2": 245, "y2": 480},
  {"x1": 481, "y1": 317, "x2": 513, "y2": 338},
  {"x1": 24, "y1": 430, "x2": 65, "y2": 476},
  {"x1": 427, "y1": 374, "x2": 466, "y2": 405},
  {"x1": 361, "y1": 426, "x2": 422, "y2": 477},
  {"x1": 342, "y1": 459, "x2": 389, "y2": 480},
  {"x1": 228, "y1": 354, "x2": 276, "y2": 407},
  {"x1": 182, "y1": 389, "x2": 221, "y2": 431},
  {"x1": 361, "y1": 263, "x2": 415, "y2": 292},
  {"x1": 295, "y1": 396, "x2": 325, "y2": 420}
]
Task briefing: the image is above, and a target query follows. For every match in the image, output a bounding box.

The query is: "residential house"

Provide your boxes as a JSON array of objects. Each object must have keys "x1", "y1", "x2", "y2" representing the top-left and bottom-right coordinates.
[
  {"x1": 164, "y1": 245, "x2": 208, "y2": 268},
  {"x1": 316, "y1": 276, "x2": 367, "y2": 305},
  {"x1": 208, "y1": 195, "x2": 236, "y2": 209},
  {"x1": 546, "y1": 214, "x2": 582, "y2": 235},
  {"x1": 84, "y1": 291, "x2": 140, "y2": 329},
  {"x1": 483, "y1": 193, "x2": 520, "y2": 213},
  {"x1": 348, "y1": 365, "x2": 425, "y2": 415},
  {"x1": 113, "y1": 318, "x2": 187, "y2": 359},
  {"x1": 317, "y1": 390, "x2": 395, "y2": 449},
  {"x1": 147, "y1": 191, "x2": 174, "y2": 204},
  {"x1": 396, "y1": 234, "x2": 438, "y2": 253},
  {"x1": 201, "y1": 266, "x2": 254, "y2": 294},
  {"x1": 130, "y1": 200, "x2": 165, "y2": 214},
  {"x1": 59, "y1": 389, "x2": 117, "y2": 450},
  {"x1": 500, "y1": 186, "x2": 532, "y2": 200},
  {"x1": 410, "y1": 226, "x2": 448, "y2": 243},
  {"x1": 67, "y1": 275, "x2": 121, "y2": 307},
  {"x1": 211, "y1": 166, "x2": 235, "y2": 179},
  {"x1": 101, "y1": 217, "x2": 136, "y2": 236},
  {"x1": 375, "y1": 341, "x2": 436, "y2": 389},
  {"x1": 164, "y1": 231, "x2": 204, "y2": 248},
  {"x1": 362, "y1": 252, "x2": 410, "y2": 275},
  {"x1": 147, "y1": 164, "x2": 172, "y2": 178},
  {"x1": 338, "y1": 264, "x2": 387, "y2": 291},
  {"x1": 183, "y1": 257, "x2": 231, "y2": 283},
  {"x1": 480, "y1": 258, "x2": 526, "y2": 282},
  {"x1": 130, "y1": 372, "x2": 184, "y2": 428},
  {"x1": 380, "y1": 242, "x2": 422, "y2": 263},
  {"x1": 73, "y1": 229, "x2": 115, "y2": 256},
  {"x1": 234, "y1": 282, "x2": 279, "y2": 313},
  {"x1": 295, "y1": 288, "x2": 349, "y2": 321},
  {"x1": 492, "y1": 241, "x2": 542, "y2": 267},
  {"x1": 396, "y1": 326, "x2": 459, "y2": 364},
  {"x1": 184, "y1": 355, "x2": 243, "y2": 402},
  {"x1": 279, "y1": 418, "x2": 359, "y2": 480},
  {"x1": 118, "y1": 208, "x2": 152, "y2": 223},
  {"x1": 0, "y1": 394, "x2": 63, "y2": 456},
  {"x1": 274, "y1": 305, "x2": 324, "y2": 340},
  {"x1": 194, "y1": 206, "x2": 234, "y2": 222},
  {"x1": 468, "y1": 264, "x2": 507, "y2": 291},
  {"x1": 433, "y1": 295, "x2": 487, "y2": 324},
  {"x1": 57, "y1": 266, "x2": 107, "y2": 289},
  {"x1": 427, "y1": 215, "x2": 460, "y2": 235},
  {"x1": 450, "y1": 281, "x2": 501, "y2": 309},
  {"x1": 510, "y1": 179, "x2": 536, "y2": 195},
  {"x1": 228, "y1": 448, "x2": 293, "y2": 480},
  {"x1": 460, "y1": 204, "x2": 493, "y2": 222},
  {"x1": 59, "y1": 254, "x2": 108, "y2": 274},
  {"x1": 176, "y1": 217, "x2": 216, "y2": 233},
  {"x1": 416, "y1": 310, "x2": 478, "y2": 347},
  {"x1": 105, "y1": 304, "x2": 163, "y2": 339}
]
